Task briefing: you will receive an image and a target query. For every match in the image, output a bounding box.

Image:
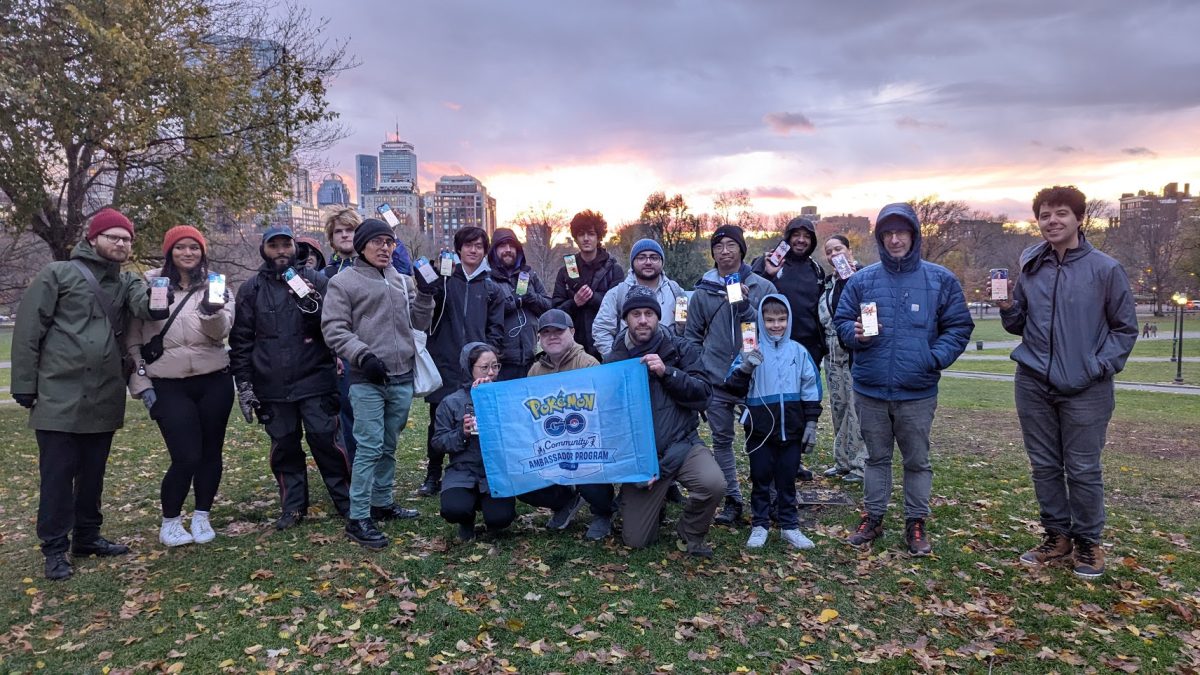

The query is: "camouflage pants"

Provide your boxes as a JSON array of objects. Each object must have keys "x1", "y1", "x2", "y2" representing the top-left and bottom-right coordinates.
[{"x1": 825, "y1": 355, "x2": 867, "y2": 476}]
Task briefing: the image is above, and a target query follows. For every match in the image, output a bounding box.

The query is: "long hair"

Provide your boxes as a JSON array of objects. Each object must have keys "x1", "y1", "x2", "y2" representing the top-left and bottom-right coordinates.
[{"x1": 161, "y1": 251, "x2": 208, "y2": 289}]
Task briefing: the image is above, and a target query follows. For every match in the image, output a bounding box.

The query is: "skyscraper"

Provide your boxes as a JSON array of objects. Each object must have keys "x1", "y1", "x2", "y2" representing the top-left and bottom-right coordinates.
[
  {"x1": 379, "y1": 139, "x2": 418, "y2": 190},
  {"x1": 428, "y1": 175, "x2": 496, "y2": 248},
  {"x1": 356, "y1": 154, "x2": 378, "y2": 208},
  {"x1": 317, "y1": 174, "x2": 351, "y2": 206}
]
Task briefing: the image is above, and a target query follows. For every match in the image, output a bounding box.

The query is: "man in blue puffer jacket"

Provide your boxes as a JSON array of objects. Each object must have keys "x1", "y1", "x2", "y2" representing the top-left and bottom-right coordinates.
[{"x1": 833, "y1": 203, "x2": 973, "y2": 556}]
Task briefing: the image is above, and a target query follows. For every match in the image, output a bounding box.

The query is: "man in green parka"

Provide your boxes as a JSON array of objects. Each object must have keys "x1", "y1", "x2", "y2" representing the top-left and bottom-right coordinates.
[{"x1": 11, "y1": 208, "x2": 168, "y2": 580}]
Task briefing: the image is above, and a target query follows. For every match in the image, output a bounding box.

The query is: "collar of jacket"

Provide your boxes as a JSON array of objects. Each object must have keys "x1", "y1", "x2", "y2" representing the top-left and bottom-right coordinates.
[
  {"x1": 696, "y1": 263, "x2": 754, "y2": 293},
  {"x1": 71, "y1": 239, "x2": 119, "y2": 278},
  {"x1": 1021, "y1": 231, "x2": 1095, "y2": 273}
]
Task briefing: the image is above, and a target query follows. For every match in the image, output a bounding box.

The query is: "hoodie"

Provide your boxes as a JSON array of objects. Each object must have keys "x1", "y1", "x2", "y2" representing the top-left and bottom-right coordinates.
[
  {"x1": 683, "y1": 263, "x2": 777, "y2": 388},
  {"x1": 751, "y1": 217, "x2": 826, "y2": 366},
  {"x1": 724, "y1": 294, "x2": 823, "y2": 443},
  {"x1": 423, "y1": 260, "x2": 505, "y2": 403},
  {"x1": 592, "y1": 270, "x2": 689, "y2": 356},
  {"x1": 487, "y1": 228, "x2": 553, "y2": 369},
  {"x1": 431, "y1": 342, "x2": 493, "y2": 492},
  {"x1": 527, "y1": 341, "x2": 599, "y2": 377},
  {"x1": 832, "y1": 203, "x2": 974, "y2": 401}
]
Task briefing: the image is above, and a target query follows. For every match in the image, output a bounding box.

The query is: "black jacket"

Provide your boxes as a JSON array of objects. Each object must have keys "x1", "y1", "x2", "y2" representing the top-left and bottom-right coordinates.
[
  {"x1": 552, "y1": 247, "x2": 622, "y2": 359},
  {"x1": 488, "y1": 230, "x2": 552, "y2": 368},
  {"x1": 229, "y1": 263, "x2": 335, "y2": 402},
  {"x1": 752, "y1": 217, "x2": 826, "y2": 366},
  {"x1": 423, "y1": 264, "x2": 505, "y2": 403}
]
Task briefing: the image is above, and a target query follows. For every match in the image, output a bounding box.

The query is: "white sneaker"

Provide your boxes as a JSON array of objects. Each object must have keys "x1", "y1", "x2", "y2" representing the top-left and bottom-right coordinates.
[
  {"x1": 190, "y1": 511, "x2": 215, "y2": 544},
  {"x1": 781, "y1": 528, "x2": 815, "y2": 550},
  {"x1": 160, "y1": 517, "x2": 194, "y2": 547},
  {"x1": 746, "y1": 526, "x2": 769, "y2": 548}
]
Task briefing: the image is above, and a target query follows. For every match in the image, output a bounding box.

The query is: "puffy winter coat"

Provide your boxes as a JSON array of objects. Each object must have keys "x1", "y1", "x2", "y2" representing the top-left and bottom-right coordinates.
[
  {"x1": 683, "y1": 264, "x2": 776, "y2": 389},
  {"x1": 551, "y1": 247, "x2": 623, "y2": 359},
  {"x1": 592, "y1": 271, "x2": 688, "y2": 356},
  {"x1": 751, "y1": 217, "x2": 827, "y2": 366},
  {"x1": 488, "y1": 229, "x2": 552, "y2": 369},
  {"x1": 833, "y1": 203, "x2": 974, "y2": 401}
]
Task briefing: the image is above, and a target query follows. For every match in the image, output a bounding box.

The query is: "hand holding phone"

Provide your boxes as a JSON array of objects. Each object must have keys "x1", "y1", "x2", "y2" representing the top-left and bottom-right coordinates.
[
  {"x1": 150, "y1": 277, "x2": 170, "y2": 311},
  {"x1": 283, "y1": 268, "x2": 311, "y2": 298}
]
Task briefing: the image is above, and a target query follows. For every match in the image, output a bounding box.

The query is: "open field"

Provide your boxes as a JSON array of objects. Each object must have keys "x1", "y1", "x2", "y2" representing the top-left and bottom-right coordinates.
[{"x1": 949, "y1": 357, "x2": 1200, "y2": 386}]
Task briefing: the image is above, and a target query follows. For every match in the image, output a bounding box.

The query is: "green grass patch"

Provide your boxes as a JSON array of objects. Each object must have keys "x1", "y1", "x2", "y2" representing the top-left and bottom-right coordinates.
[{"x1": 949, "y1": 358, "x2": 1200, "y2": 386}]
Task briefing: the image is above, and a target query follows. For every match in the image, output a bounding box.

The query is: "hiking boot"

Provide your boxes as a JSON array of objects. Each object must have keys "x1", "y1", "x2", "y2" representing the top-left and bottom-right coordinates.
[
  {"x1": 676, "y1": 537, "x2": 714, "y2": 559},
  {"x1": 190, "y1": 511, "x2": 216, "y2": 544},
  {"x1": 822, "y1": 466, "x2": 844, "y2": 478},
  {"x1": 547, "y1": 493, "x2": 584, "y2": 531},
  {"x1": 458, "y1": 523, "x2": 477, "y2": 542},
  {"x1": 1072, "y1": 538, "x2": 1105, "y2": 579},
  {"x1": 72, "y1": 536, "x2": 129, "y2": 557},
  {"x1": 665, "y1": 483, "x2": 684, "y2": 504},
  {"x1": 1019, "y1": 530, "x2": 1073, "y2": 566},
  {"x1": 371, "y1": 503, "x2": 420, "y2": 521},
  {"x1": 44, "y1": 553, "x2": 73, "y2": 581},
  {"x1": 781, "y1": 528, "x2": 816, "y2": 550},
  {"x1": 345, "y1": 519, "x2": 388, "y2": 549},
  {"x1": 796, "y1": 465, "x2": 814, "y2": 482},
  {"x1": 417, "y1": 477, "x2": 441, "y2": 497},
  {"x1": 905, "y1": 518, "x2": 932, "y2": 556},
  {"x1": 713, "y1": 497, "x2": 743, "y2": 526},
  {"x1": 846, "y1": 513, "x2": 884, "y2": 546},
  {"x1": 274, "y1": 511, "x2": 305, "y2": 531},
  {"x1": 584, "y1": 515, "x2": 612, "y2": 541},
  {"x1": 746, "y1": 526, "x2": 769, "y2": 549},
  {"x1": 160, "y1": 517, "x2": 194, "y2": 547}
]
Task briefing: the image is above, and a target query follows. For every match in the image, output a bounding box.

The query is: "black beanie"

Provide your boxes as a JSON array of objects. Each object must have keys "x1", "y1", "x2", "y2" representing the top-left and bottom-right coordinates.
[
  {"x1": 621, "y1": 285, "x2": 661, "y2": 320},
  {"x1": 353, "y1": 218, "x2": 393, "y2": 255},
  {"x1": 710, "y1": 224, "x2": 747, "y2": 260}
]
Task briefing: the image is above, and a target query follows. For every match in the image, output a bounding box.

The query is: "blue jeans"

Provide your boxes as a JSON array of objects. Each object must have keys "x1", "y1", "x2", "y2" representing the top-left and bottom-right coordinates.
[
  {"x1": 856, "y1": 393, "x2": 937, "y2": 520},
  {"x1": 348, "y1": 379, "x2": 415, "y2": 520}
]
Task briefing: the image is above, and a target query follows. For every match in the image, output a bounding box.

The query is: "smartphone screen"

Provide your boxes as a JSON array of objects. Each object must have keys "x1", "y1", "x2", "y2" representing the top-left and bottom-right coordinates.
[
  {"x1": 767, "y1": 239, "x2": 790, "y2": 267},
  {"x1": 990, "y1": 268, "x2": 1009, "y2": 300},
  {"x1": 150, "y1": 277, "x2": 170, "y2": 311},
  {"x1": 415, "y1": 257, "x2": 439, "y2": 283},
  {"x1": 674, "y1": 296, "x2": 689, "y2": 323},
  {"x1": 831, "y1": 253, "x2": 854, "y2": 280},
  {"x1": 724, "y1": 273, "x2": 742, "y2": 304},
  {"x1": 564, "y1": 254, "x2": 580, "y2": 279},
  {"x1": 516, "y1": 271, "x2": 530, "y2": 295},
  {"x1": 860, "y1": 302, "x2": 879, "y2": 337},
  {"x1": 378, "y1": 203, "x2": 400, "y2": 227},
  {"x1": 284, "y1": 268, "x2": 310, "y2": 298},
  {"x1": 206, "y1": 273, "x2": 226, "y2": 306},
  {"x1": 741, "y1": 322, "x2": 757, "y2": 352},
  {"x1": 439, "y1": 251, "x2": 454, "y2": 276}
]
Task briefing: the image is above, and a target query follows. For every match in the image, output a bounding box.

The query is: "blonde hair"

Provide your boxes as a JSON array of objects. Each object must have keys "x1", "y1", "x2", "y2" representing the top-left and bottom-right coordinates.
[{"x1": 323, "y1": 206, "x2": 362, "y2": 245}]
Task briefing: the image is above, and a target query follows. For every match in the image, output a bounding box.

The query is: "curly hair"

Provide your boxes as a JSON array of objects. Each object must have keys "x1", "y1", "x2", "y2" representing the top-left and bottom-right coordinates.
[
  {"x1": 1032, "y1": 185, "x2": 1086, "y2": 221},
  {"x1": 569, "y1": 210, "x2": 607, "y2": 241}
]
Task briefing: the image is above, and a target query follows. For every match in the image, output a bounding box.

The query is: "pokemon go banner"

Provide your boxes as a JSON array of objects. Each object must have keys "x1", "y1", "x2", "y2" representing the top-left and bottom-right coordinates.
[{"x1": 473, "y1": 359, "x2": 659, "y2": 498}]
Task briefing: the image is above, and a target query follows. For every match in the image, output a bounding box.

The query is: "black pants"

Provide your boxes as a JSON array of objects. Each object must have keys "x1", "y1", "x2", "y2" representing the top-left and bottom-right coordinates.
[
  {"x1": 425, "y1": 399, "x2": 444, "y2": 480},
  {"x1": 263, "y1": 393, "x2": 352, "y2": 517},
  {"x1": 36, "y1": 430, "x2": 114, "y2": 555},
  {"x1": 440, "y1": 484, "x2": 575, "y2": 531},
  {"x1": 151, "y1": 370, "x2": 234, "y2": 518},
  {"x1": 748, "y1": 438, "x2": 802, "y2": 530},
  {"x1": 578, "y1": 483, "x2": 616, "y2": 518}
]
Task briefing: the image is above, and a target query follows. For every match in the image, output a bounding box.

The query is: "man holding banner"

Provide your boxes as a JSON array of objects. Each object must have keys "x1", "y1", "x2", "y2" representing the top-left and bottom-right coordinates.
[{"x1": 606, "y1": 286, "x2": 724, "y2": 558}]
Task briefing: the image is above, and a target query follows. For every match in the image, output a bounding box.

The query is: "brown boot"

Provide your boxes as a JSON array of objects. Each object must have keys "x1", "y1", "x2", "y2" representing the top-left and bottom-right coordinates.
[
  {"x1": 846, "y1": 513, "x2": 883, "y2": 546},
  {"x1": 1072, "y1": 538, "x2": 1105, "y2": 579},
  {"x1": 1019, "y1": 530, "x2": 1073, "y2": 566}
]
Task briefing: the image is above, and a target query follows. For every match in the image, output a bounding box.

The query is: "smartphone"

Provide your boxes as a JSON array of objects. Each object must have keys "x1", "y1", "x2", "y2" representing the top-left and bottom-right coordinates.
[
  {"x1": 377, "y1": 203, "x2": 400, "y2": 228},
  {"x1": 831, "y1": 253, "x2": 854, "y2": 280},
  {"x1": 439, "y1": 250, "x2": 454, "y2": 277},
  {"x1": 464, "y1": 401, "x2": 478, "y2": 436},
  {"x1": 414, "y1": 257, "x2": 439, "y2": 284},
  {"x1": 283, "y1": 267, "x2": 310, "y2": 298},
  {"x1": 766, "y1": 239, "x2": 790, "y2": 268},
  {"x1": 990, "y1": 268, "x2": 1009, "y2": 301},
  {"x1": 564, "y1": 254, "x2": 580, "y2": 279},
  {"x1": 150, "y1": 277, "x2": 170, "y2": 311},
  {"x1": 206, "y1": 273, "x2": 226, "y2": 306},
  {"x1": 723, "y1": 273, "x2": 743, "y2": 304},
  {"x1": 741, "y1": 322, "x2": 757, "y2": 352},
  {"x1": 860, "y1": 302, "x2": 879, "y2": 337},
  {"x1": 674, "y1": 296, "x2": 689, "y2": 323},
  {"x1": 516, "y1": 270, "x2": 530, "y2": 296}
]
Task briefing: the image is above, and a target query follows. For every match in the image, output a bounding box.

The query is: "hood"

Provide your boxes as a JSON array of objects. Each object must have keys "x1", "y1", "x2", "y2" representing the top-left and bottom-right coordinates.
[
  {"x1": 296, "y1": 236, "x2": 327, "y2": 270},
  {"x1": 784, "y1": 217, "x2": 817, "y2": 261},
  {"x1": 756, "y1": 293, "x2": 793, "y2": 349},
  {"x1": 458, "y1": 341, "x2": 493, "y2": 386},
  {"x1": 873, "y1": 203, "x2": 922, "y2": 273},
  {"x1": 487, "y1": 228, "x2": 526, "y2": 272},
  {"x1": 1020, "y1": 230, "x2": 1095, "y2": 273}
]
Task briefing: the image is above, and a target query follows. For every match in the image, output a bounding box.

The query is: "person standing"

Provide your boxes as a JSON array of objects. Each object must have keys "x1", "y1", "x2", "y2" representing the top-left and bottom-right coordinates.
[
  {"x1": 552, "y1": 210, "x2": 623, "y2": 360},
  {"x1": 592, "y1": 238, "x2": 688, "y2": 357},
  {"x1": 751, "y1": 217, "x2": 826, "y2": 369},
  {"x1": 320, "y1": 207, "x2": 366, "y2": 462},
  {"x1": 817, "y1": 235, "x2": 868, "y2": 483},
  {"x1": 684, "y1": 225, "x2": 776, "y2": 526},
  {"x1": 414, "y1": 226, "x2": 505, "y2": 496},
  {"x1": 488, "y1": 228, "x2": 553, "y2": 381},
  {"x1": 125, "y1": 226, "x2": 235, "y2": 547},
  {"x1": 833, "y1": 203, "x2": 973, "y2": 556},
  {"x1": 1003, "y1": 186, "x2": 1137, "y2": 579},
  {"x1": 12, "y1": 208, "x2": 168, "y2": 579},
  {"x1": 229, "y1": 225, "x2": 352, "y2": 530},
  {"x1": 322, "y1": 219, "x2": 430, "y2": 549}
]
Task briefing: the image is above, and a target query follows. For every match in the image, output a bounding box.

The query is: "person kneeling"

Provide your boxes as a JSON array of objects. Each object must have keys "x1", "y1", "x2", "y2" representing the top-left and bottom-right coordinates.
[
  {"x1": 435, "y1": 343, "x2": 582, "y2": 541},
  {"x1": 606, "y1": 286, "x2": 724, "y2": 558},
  {"x1": 724, "y1": 295, "x2": 822, "y2": 550}
]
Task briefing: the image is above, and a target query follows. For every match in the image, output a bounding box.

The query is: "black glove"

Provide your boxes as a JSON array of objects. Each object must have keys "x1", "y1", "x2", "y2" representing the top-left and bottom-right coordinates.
[
  {"x1": 360, "y1": 353, "x2": 388, "y2": 385},
  {"x1": 235, "y1": 380, "x2": 261, "y2": 424},
  {"x1": 13, "y1": 393, "x2": 35, "y2": 409},
  {"x1": 147, "y1": 286, "x2": 170, "y2": 320},
  {"x1": 199, "y1": 293, "x2": 226, "y2": 315}
]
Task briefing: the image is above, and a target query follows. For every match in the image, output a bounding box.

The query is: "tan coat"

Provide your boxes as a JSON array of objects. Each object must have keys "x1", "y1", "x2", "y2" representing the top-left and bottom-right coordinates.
[
  {"x1": 125, "y1": 269, "x2": 234, "y2": 396},
  {"x1": 527, "y1": 341, "x2": 599, "y2": 377}
]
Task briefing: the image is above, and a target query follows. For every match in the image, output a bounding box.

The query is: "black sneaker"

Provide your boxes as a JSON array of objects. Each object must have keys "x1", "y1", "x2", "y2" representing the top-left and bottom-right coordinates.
[
  {"x1": 584, "y1": 515, "x2": 612, "y2": 541},
  {"x1": 274, "y1": 511, "x2": 305, "y2": 531},
  {"x1": 796, "y1": 465, "x2": 814, "y2": 481},
  {"x1": 712, "y1": 497, "x2": 743, "y2": 526},
  {"x1": 44, "y1": 552, "x2": 73, "y2": 580},
  {"x1": 905, "y1": 518, "x2": 932, "y2": 556},
  {"x1": 547, "y1": 493, "x2": 584, "y2": 530},
  {"x1": 371, "y1": 503, "x2": 420, "y2": 521},
  {"x1": 72, "y1": 536, "x2": 129, "y2": 557},
  {"x1": 846, "y1": 513, "x2": 884, "y2": 546},
  {"x1": 345, "y1": 519, "x2": 388, "y2": 549},
  {"x1": 417, "y1": 478, "x2": 441, "y2": 497},
  {"x1": 458, "y1": 523, "x2": 477, "y2": 542}
]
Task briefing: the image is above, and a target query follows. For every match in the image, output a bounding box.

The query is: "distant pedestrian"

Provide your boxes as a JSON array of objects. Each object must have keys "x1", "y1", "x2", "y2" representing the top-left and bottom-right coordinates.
[
  {"x1": 1142, "y1": 322, "x2": 1150, "y2": 339},
  {"x1": 1151, "y1": 323, "x2": 1158, "y2": 338}
]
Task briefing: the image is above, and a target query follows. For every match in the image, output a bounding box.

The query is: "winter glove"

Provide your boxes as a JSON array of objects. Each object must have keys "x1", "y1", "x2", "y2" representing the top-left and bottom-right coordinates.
[
  {"x1": 235, "y1": 380, "x2": 262, "y2": 424},
  {"x1": 800, "y1": 421, "x2": 817, "y2": 454},
  {"x1": 199, "y1": 291, "x2": 226, "y2": 315},
  {"x1": 13, "y1": 393, "x2": 35, "y2": 409},
  {"x1": 140, "y1": 388, "x2": 157, "y2": 412},
  {"x1": 738, "y1": 349, "x2": 764, "y2": 373},
  {"x1": 360, "y1": 353, "x2": 388, "y2": 385}
]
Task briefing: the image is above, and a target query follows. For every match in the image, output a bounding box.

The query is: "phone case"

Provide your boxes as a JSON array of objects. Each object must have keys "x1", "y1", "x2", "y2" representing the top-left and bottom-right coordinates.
[
  {"x1": 150, "y1": 277, "x2": 170, "y2": 310},
  {"x1": 206, "y1": 273, "x2": 226, "y2": 305},
  {"x1": 674, "y1": 296, "x2": 689, "y2": 322},
  {"x1": 860, "y1": 302, "x2": 879, "y2": 337},
  {"x1": 516, "y1": 271, "x2": 530, "y2": 295},
  {"x1": 565, "y1": 255, "x2": 580, "y2": 279},
  {"x1": 767, "y1": 240, "x2": 790, "y2": 267},
  {"x1": 831, "y1": 253, "x2": 854, "y2": 280},
  {"x1": 990, "y1": 268, "x2": 1009, "y2": 300},
  {"x1": 741, "y1": 322, "x2": 757, "y2": 352},
  {"x1": 284, "y1": 268, "x2": 310, "y2": 298}
]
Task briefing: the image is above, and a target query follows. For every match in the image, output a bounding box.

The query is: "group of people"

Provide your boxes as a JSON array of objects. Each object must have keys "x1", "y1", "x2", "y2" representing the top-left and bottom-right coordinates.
[{"x1": 13, "y1": 185, "x2": 1136, "y2": 583}]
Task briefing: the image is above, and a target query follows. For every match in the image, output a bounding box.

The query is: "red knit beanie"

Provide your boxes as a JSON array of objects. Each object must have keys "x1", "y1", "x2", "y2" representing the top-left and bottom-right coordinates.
[
  {"x1": 162, "y1": 225, "x2": 207, "y2": 256},
  {"x1": 86, "y1": 208, "x2": 135, "y2": 240}
]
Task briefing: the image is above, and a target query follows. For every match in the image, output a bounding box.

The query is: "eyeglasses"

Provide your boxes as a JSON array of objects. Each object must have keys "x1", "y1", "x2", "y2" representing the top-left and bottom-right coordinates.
[
  {"x1": 633, "y1": 254, "x2": 662, "y2": 263},
  {"x1": 367, "y1": 236, "x2": 397, "y2": 249},
  {"x1": 99, "y1": 233, "x2": 132, "y2": 245},
  {"x1": 713, "y1": 242, "x2": 740, "y2": 253},
  {"x1": 474, "y1": 363, "x2": 502, "y2": 374}
]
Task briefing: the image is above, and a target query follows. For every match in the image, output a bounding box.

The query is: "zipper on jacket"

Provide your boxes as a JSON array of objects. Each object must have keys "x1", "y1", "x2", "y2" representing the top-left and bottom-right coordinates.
[{"x1": 1044, "y1": 261, "x2": 1063, "y2": 383}]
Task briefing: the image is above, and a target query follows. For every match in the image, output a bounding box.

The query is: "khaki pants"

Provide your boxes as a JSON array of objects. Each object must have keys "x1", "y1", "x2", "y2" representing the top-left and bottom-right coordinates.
[{"x1": 619, "y1": 442, "x2": 724, "y2": 551}]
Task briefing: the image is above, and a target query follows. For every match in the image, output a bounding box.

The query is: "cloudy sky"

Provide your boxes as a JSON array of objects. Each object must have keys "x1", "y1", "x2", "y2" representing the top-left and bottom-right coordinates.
[{"x1": 307, "y1": 0, "x2": 1200, "y2": 226}]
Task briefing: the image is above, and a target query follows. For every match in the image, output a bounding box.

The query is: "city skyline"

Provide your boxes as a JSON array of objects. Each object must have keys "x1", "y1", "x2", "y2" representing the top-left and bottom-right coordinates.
[{"x1": 303, "y1": 1, "x2": 1200, "y2": 227}]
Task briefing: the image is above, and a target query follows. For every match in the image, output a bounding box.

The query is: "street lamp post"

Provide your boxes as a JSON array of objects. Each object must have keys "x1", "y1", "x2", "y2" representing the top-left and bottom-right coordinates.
[{"x1": 1172, "y1": 293, "x2": 1188, "y2": 384}]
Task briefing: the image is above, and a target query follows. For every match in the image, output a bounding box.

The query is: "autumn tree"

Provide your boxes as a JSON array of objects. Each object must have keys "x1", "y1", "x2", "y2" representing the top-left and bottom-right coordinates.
[
  {"x1": 510, "y1": 202, "x2": 567, "y2": 282},
  {"x1": 640, "y1": 191, "x2": 708, "y2": 286},
  {"x1": 0, "y1": 0, "x2": 351, "y2": 261}
]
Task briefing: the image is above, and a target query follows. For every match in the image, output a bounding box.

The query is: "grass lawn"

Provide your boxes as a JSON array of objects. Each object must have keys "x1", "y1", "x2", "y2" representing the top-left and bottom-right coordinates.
[
  {"x1": 1, "y1": 379, "x2": 1198, "y2": 673},
  {"x1": 949, "y1": 357, "x2": 1200, "y2": 386},
  {"x1": 969, "y1": 314, "x2": 1200, "y2": 344}
]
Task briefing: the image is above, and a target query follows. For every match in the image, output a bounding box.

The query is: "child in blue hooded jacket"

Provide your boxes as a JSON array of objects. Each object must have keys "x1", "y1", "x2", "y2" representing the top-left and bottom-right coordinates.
[{"x1": 724, "y1": 294, "x2": 822, "y2": 549}]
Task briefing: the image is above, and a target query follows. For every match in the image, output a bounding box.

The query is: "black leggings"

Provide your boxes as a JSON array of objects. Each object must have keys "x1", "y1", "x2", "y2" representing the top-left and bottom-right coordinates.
[
  {"x1": 440, "y1": 484, "x2": 575, "y2": 531},
  {"x1": 150, "y1": 370, "x2": 234, "y2": 518}
]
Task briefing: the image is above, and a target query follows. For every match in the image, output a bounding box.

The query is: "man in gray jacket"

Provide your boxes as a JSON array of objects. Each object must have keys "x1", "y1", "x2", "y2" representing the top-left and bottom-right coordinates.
[
  {"x1": 1000, "y1": 186, "x2": 1137, "y2": 579},
  {"x1": 322, "y1": 219, "x2": 434, "y2": 549},
  {"x1": 592, "y1": 239, "x2": 688, "y2": 357}
]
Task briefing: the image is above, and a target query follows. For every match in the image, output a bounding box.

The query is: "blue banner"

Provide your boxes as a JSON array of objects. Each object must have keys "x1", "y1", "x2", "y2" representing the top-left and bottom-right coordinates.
[{"x1": 473, "y1": 359, "x2": 659, "y2": 498}]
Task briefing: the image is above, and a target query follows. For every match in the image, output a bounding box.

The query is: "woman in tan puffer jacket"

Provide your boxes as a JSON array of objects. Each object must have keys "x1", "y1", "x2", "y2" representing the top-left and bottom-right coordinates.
[{"x1": 126, "y1": 226, "x2": 234, "y2": 548}]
